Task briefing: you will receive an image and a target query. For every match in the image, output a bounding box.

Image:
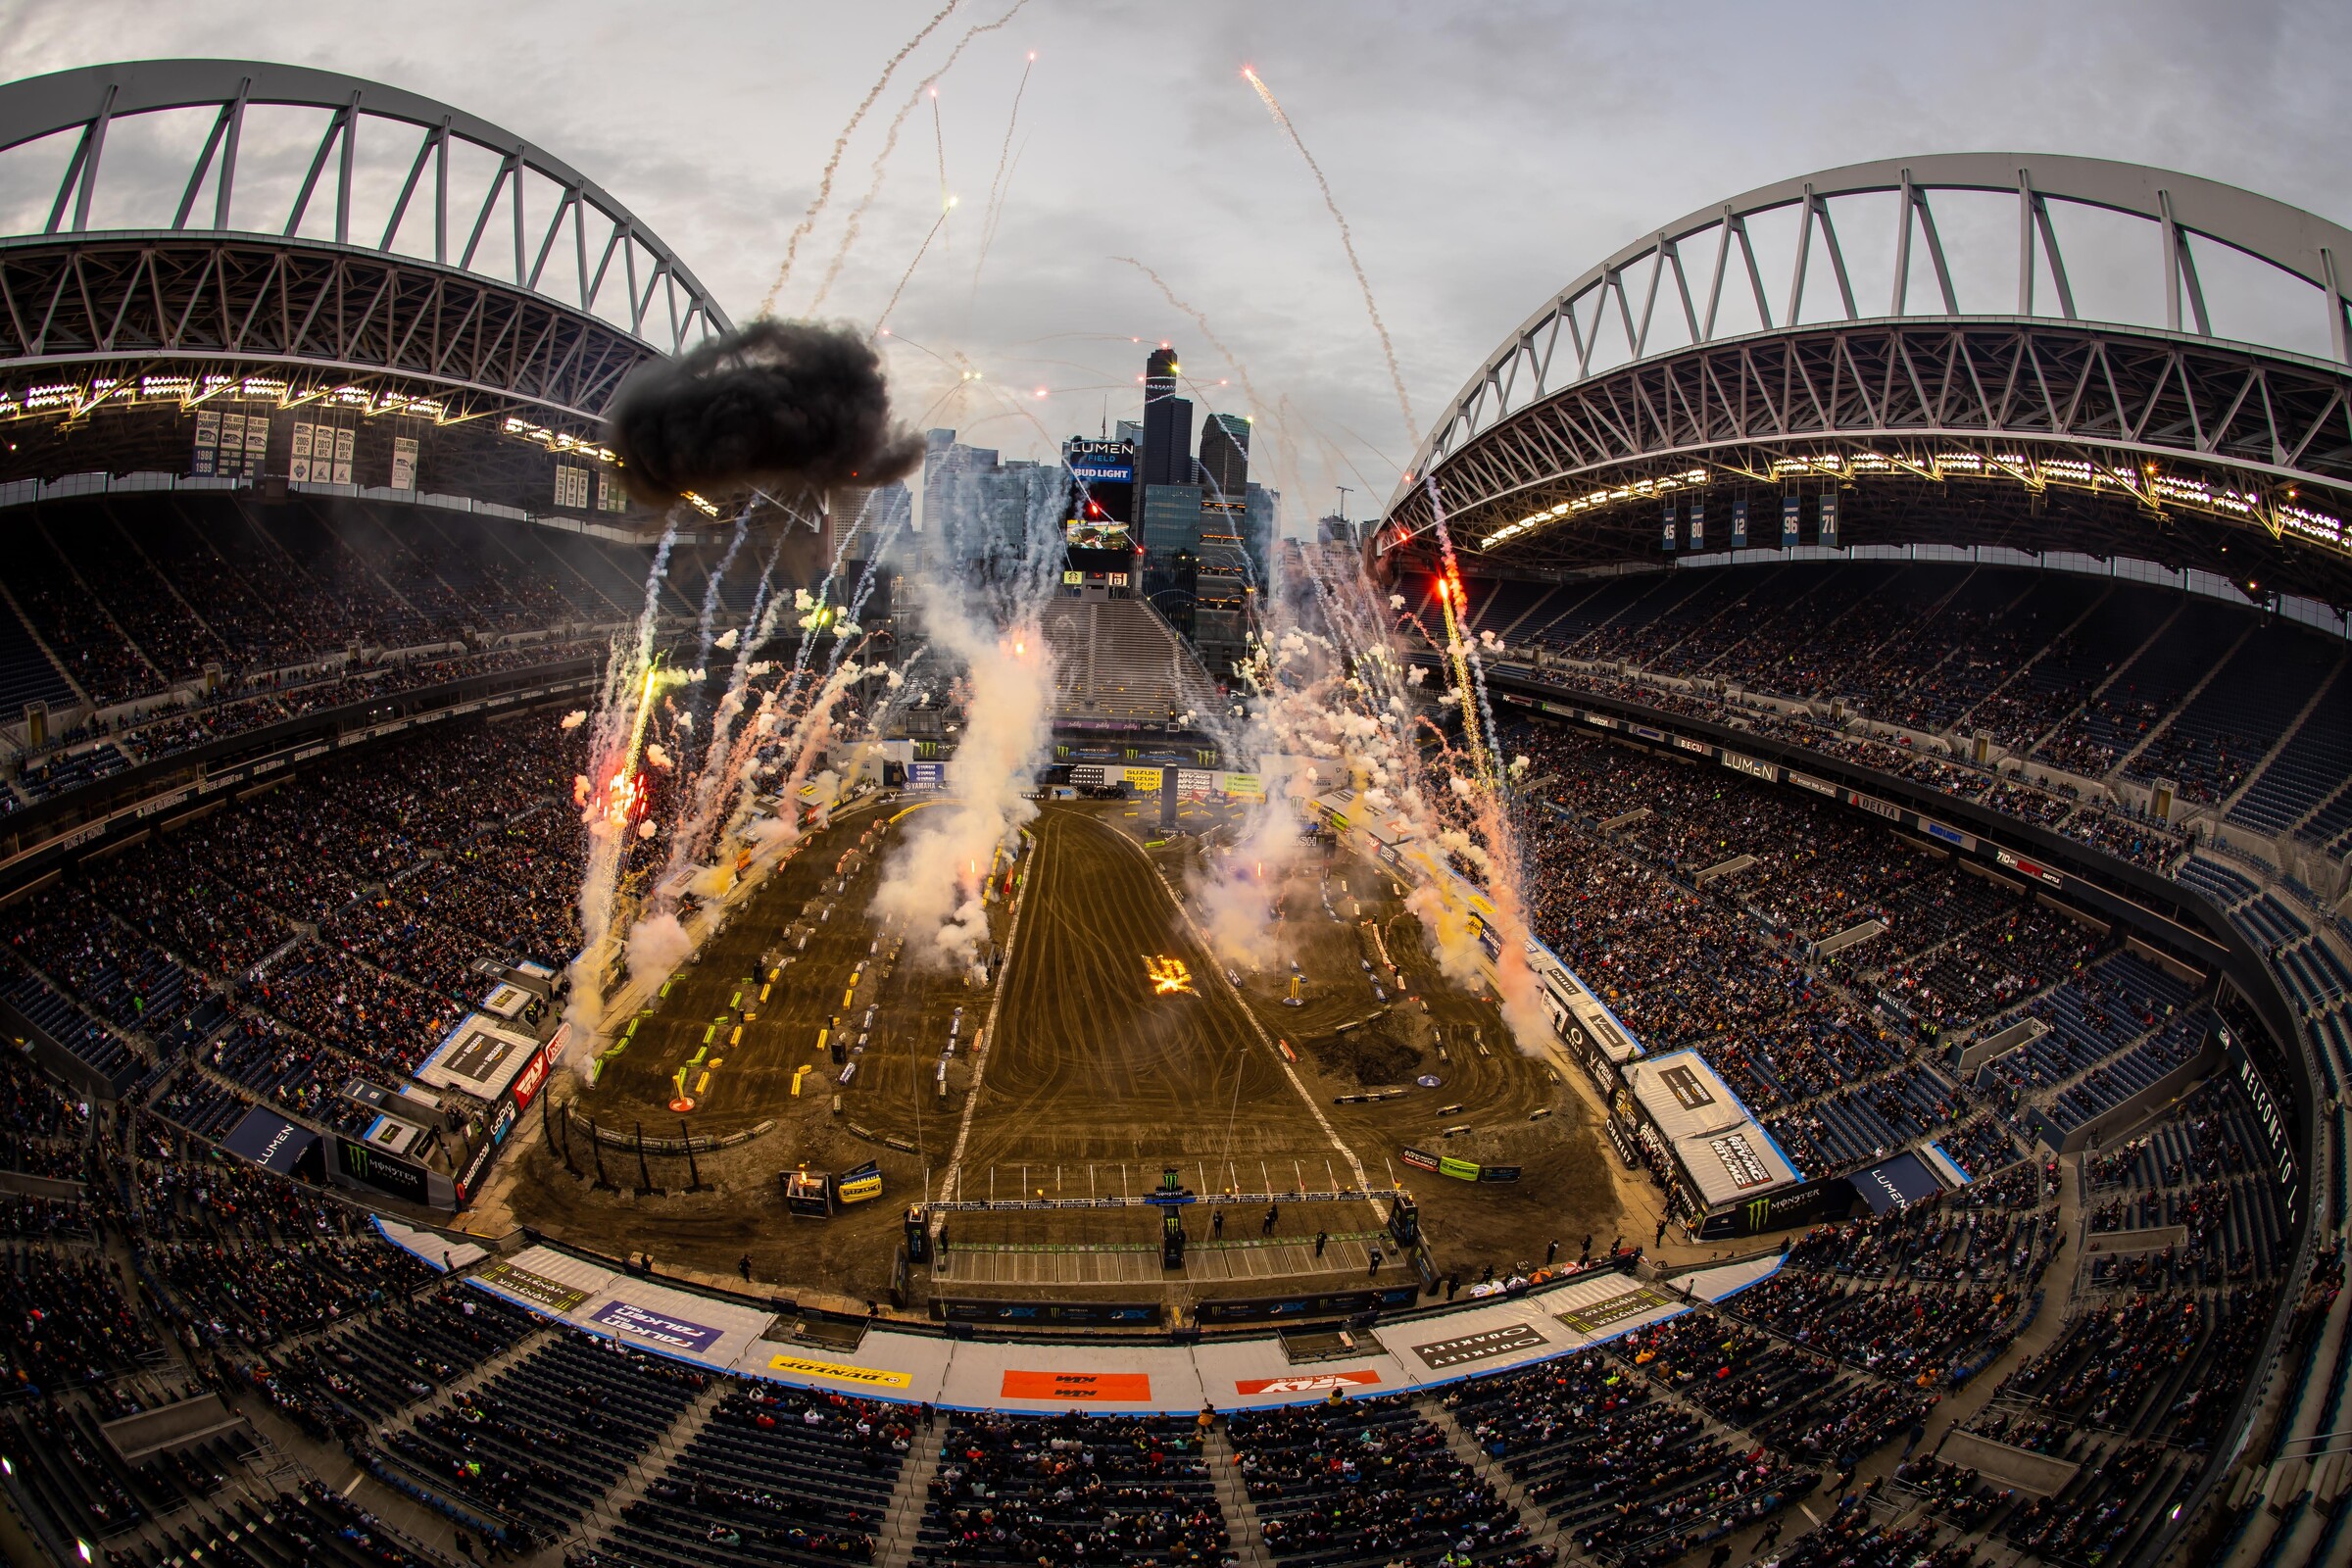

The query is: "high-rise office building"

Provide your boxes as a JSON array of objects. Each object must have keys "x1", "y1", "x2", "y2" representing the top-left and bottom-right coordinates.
[
  {"x1": 1199, "y1": 412, "x2": 1250, "y2": 505},
  {"x1": 1139, "y1": 347, "x2": 1193, "y2": 488},
  {"x1": 1244, "y1": 481, "x2": 1279, "y2": 593},
  {"x1": 921, "y1": 428, "x2": 1068, "y2": 582}
]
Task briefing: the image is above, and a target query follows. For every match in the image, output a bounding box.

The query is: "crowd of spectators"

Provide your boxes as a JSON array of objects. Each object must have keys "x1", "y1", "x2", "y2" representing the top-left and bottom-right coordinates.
[
  {"x1": 1466, "y1": 557, "x2": 2253, "y2": 878},
  {"x1": 0, "y1": 711, "x2": 586, "y2": 1106},
  {"x1": 0, "y1": 492, "x2": 691, "y2": 804},
  {"x1": 1514, "y1": 721, "x2": 2201, "y2": 1196},
  {"x1": 0, "y1": 1245, "x2": 156, "y2": 1393},
  {"x1": 922, "y1": 1410, "x2": 1225, "y2": 1566},
  {"x1": 1447, "y1": 1349, "x2": 1812, "y2": 1564},
  {"x1": 1231, "y1": 1395, "x2": 1521, "y2": 1566},
  {"x1": 372, "y1": 1330, "x2": 709, "y2": 1546}
]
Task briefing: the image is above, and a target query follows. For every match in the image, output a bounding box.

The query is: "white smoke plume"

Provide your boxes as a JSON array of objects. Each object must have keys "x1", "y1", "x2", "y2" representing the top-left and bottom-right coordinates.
[
  {"x1": 1235, "y1": 540, "x2": 1554, "y2": 1056},
  {"x1": 624, "y1": 911, "x2": 694, "y2": 991},
  {"x1": 873, "y1": 458, "x2": 1064, "y2": 967}
]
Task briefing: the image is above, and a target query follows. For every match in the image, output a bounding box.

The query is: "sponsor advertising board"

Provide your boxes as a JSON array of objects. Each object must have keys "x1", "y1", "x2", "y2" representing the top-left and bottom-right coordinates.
[
  {"x1": 1001, "y1": 1370, "x2": 1152, "y2": 1401},
  {"x1": 1236, "y1": 1369, "x2": 1383, "y2": 1396},
  {"x1": 477, "y1": 1260, "x2": 590, "y2": 1314},
  {"x1": 591, "y1": 1300, "x2": 724, "y2": 1354},
  {"x1": 766, "y1": 1354, "x2": 913, "y2": 1391},
  {"x1": 1411, "y1": 1322, "x2": 1548, "y2": 1370}
]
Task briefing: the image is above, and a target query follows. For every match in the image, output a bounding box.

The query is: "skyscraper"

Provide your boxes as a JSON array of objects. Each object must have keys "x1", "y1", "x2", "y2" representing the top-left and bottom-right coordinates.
[
  {"x1": 1198, "y1": 412, "x2": 1250, "y2": 506},
  {"x1": 1139, "y1": 347, "x2": 1193, "y2": 489},
  {"x1": 921, "y1": 428, "x2": 1068, "y2": 583}
]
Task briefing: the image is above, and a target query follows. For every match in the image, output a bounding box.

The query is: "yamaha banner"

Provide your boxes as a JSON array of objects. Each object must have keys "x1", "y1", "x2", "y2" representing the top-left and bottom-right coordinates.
[
  {"x1": 1661, "y1": 502, "x2": 1677, "y2": 550},
  {"x1": 1819, "y1": 489, "x2": 1838, "y2": 547},
  {"x1": 1688, "y1": 500, "x2": 1704, "y2": 550},
  {"x1": 1782, "y1": 494, "x2": 1801, "y2": 547},
  {"x1": 1731, "y1": 496, "x2": 1747, "y2": 548}
]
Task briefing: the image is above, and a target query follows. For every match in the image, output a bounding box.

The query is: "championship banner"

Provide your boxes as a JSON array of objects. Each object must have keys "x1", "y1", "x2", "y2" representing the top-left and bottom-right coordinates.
[
  {"x1": 1688, "y1": 499, "x2": 1704, "y2": 550},
  {"x1": 193, "y1": 409, "x2": 220, "y2": 476},
  {"x1": 391, "y1": 437, "x2": 418, "y2": 491},
  {"x1": 1782, "y1": 493, "x2": 1800, "y2": 547}
]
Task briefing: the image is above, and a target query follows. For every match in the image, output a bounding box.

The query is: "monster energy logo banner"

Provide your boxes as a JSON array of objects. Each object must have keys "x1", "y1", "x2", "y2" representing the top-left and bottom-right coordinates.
[
  {"x1": 1696, "y1": 1174, "x2": 1851, "y2": 1240},
  {"x1": 336, "y1": 1135, "x2": 427, "y2": 1202}
]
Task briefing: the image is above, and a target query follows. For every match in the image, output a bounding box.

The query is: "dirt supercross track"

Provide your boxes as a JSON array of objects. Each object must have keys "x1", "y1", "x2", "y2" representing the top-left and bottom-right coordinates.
[{"x1": 496, "y1": 797, "x2": 1630, "y2": 1312}]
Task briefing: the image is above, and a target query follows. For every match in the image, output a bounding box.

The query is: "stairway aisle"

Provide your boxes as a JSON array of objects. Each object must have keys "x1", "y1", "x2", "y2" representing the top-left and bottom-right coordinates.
[
  {"x1": 876, "y1": 1413, "x2": 947, "y2": 1568},
  {"x1": 1204, "y1": 1423, "x2": 1275, "y2": 1568}
]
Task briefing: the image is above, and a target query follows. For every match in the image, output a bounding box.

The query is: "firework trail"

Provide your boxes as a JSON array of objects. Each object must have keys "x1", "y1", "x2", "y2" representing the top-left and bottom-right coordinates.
[
  {"x1": 875, "y1": 205, "x2": 953, "y2": 334},
  {"x1": 810, "y1": 0, "x2": 1031, "y2": 314},
  {"x1": 761, "y1": 1, "x2": 961, "y2": 318},
  {"x1": 1113, "y1": 256, "x2": 1270, "y2": 425},
  {"x1": 1422, "y1": 475, "x2": 1505, "y2": 782},
  {"x1": 696, "y1": 510, "x2": 752, "y2": 664},
  {"x1": 967, "y1": 52, "x2": 1035, "y2": 295},
  {"x1": 931, "y1": 88, "x2": 950, "y2": 248},
  {"x1": 1242, "y1": 67, "x2": 1416, "y2": 447},
  {"x1": 566, "y1": 518, "x2": 680, "y2": 1036},
  {"x1": 659, "y1": 546, "x2": 782, "y2": 888}
]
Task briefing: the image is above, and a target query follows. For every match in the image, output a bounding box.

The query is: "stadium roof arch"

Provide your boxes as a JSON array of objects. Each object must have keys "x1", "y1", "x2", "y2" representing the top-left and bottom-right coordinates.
[
  {"x1": 1380, "y1": 154, "x2": 2352, "y2": 610},
  {"x1": 0, "y1": 58, "x2": 732, "y2": 460}
]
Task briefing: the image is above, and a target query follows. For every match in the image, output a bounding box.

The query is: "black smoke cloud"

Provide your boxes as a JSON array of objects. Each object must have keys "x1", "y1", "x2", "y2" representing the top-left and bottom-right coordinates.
[{"x1": 607, "y1": 319, "x2": 924, "y2": 505}]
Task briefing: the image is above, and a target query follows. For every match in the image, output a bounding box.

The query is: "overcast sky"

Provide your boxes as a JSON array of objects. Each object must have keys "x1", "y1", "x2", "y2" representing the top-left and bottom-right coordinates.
[{"x1": 6, "y1": 0, "x2": 2349, "y2": 532}]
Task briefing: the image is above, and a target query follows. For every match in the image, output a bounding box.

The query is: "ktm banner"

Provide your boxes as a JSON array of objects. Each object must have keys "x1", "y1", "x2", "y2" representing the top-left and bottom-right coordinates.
[{"x1": 1001, "y1": 1370, "x2": 1151, "y2": 1401}]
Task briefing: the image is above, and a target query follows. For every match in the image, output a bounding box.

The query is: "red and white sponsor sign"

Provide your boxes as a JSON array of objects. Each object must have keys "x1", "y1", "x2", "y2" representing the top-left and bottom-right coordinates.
[
  {"x1": 1235, "y1": 1369, "x2": 1383, "y2": 1396},
  {"x1": 1995, "y1": 848, "x2": 2063, "y2": 889}
]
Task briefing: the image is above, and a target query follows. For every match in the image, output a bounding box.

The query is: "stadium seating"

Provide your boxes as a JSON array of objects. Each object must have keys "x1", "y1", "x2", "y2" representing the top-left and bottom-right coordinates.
[
  {"x1": 917, "y1": 1410, "x2": 1220, "y2": 1567},
  {"x1": 0, "y1": 533, "x2": 2336, "y2": 1568},
  {"x1": 1042, "y1": 597, "x2": 1222, "y2": 726},
  {"x1": 611, "y1": 1387, "x2": 906, "y2": 1568},
  {"x1": 1230, "y1": 1395, "x2": 1522, "y2": 1566}
]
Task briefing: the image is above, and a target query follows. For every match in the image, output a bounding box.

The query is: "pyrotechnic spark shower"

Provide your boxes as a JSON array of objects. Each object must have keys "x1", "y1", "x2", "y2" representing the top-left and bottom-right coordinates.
[
  {"x1": 968, "y1": 52, "x2": 1035, "y2": 296},
  {"x1": 1423, "y1": 475, "x2": 1506, "y2": 786},
  {"x1": 810, "y1": 0, "x2": 1031, "y2": 313},
  {"x1": 1242, "y1": 66, "x2": 1416, "y2": 447},
  {"x1": 760, "y1": 0, "x2": 961, "y2": 317}
]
